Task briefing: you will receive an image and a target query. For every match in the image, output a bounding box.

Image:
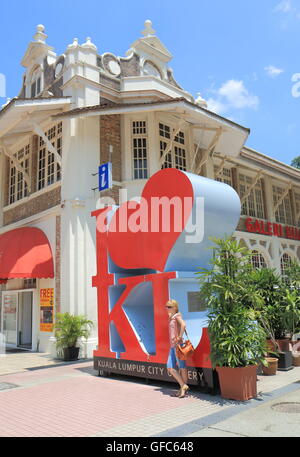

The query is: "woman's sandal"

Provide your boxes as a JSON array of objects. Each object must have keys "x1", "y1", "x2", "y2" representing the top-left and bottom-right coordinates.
[{"x1": 178, "y1": 384, "x2": 189, "y2": 398}]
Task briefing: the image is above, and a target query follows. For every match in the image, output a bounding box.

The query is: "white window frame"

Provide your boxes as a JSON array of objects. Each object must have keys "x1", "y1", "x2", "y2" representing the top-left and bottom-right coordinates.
[
  {"x1": 37, "y1": 122, "x2": 62, "y2": 191},
  {"x1": 214, "y1": 165, "x2": 233, "y2": 187},
  {"x1": 238, "y1": 172, "x2": 266, "y2": 219},
  {"x1": 294, "y1": 189, "x2": 300, "y2": 227},
  {"x1": 158, "y1": 121, "x2": 187, "y2": 171},
  {"x1": 273, "y1": 184, "x2": 294, "y2": 226},
  {"x1": 131, "y1": 120, "x2": 148, "y2": 180},
  {"x1": 8, "y1": 143, "x2": 31, "y2": 204}
]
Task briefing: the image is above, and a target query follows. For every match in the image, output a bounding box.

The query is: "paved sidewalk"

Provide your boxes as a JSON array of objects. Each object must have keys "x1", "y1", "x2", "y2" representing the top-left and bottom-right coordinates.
[
  {"x1": 186, "y1": 388, "x2": 300, "y2": 437},
  {"x1": 0, "y1": 350, "x2": 66, "y2": 375},
  {"x1": 0, "y1": 352, "x2": 299, "y2": 437}
]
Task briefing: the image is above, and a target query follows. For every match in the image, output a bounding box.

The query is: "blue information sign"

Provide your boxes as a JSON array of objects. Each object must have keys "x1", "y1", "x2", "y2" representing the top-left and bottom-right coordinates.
[{"x1": 98, "y1": 163, "x2": 112, "y2": 191}]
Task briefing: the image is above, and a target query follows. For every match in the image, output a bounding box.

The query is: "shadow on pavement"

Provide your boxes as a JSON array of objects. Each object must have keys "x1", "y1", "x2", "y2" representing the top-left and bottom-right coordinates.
[
  {"x1": 75, "y1": 364, "x2": 247, "y2": 407},
  {"x1": 26, "y1": 358, "x2": 93, "y2": 371}
]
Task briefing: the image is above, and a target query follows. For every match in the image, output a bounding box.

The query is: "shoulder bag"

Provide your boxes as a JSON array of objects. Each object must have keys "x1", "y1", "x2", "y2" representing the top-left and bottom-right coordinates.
[{"x1": 176, "y1": 329, "x2": 195, "y2": 361}]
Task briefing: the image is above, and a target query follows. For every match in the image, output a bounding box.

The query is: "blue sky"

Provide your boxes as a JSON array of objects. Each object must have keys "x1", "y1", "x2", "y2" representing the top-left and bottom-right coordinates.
[{"x1": 0, "y1": 0, "x2": 300, "y2": 166}]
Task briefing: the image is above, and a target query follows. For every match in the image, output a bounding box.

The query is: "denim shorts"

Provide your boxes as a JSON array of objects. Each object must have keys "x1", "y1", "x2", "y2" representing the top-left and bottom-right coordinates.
[{"x1": 167, "y1": 347, "x2": 186, "y2": 369}]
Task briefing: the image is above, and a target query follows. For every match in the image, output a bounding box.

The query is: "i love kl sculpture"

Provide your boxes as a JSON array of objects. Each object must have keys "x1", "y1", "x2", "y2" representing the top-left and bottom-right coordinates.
[{"x1": 92, "y1": 168, "x2": 241, "y2": 390}]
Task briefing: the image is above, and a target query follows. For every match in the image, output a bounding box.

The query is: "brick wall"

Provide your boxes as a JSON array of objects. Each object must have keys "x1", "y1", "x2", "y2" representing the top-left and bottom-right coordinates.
[
  {"x1": 3, "y1": 186, "x2": 61, "y2": 225},
  {"x1": 100, "y1": 114, "x2": 122, "y2": 204},
  {"x1": 43, "y1": 55, "x2": 63, "y2": 97},
  {"x1": 119, "y1": 53, "x2": 140, "y2": 77},
  {"x1": 48, "y1": 77, "x2": 63, "y2": 98},
  {"x1": 43, "y1": 56, "x2": 55, "y2": 88}
]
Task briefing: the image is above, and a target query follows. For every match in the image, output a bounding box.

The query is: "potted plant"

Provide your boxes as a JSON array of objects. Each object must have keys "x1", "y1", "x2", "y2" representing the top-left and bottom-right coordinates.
[
  {"x1": 244, "y1": 268, "x2": 281, "y2": 345},
  {"x1": 280, "y1": 288, "x2": 300, "y2": 367},
  {"x1": 283, "y1": 260, "x2": 300, "y2": 348},
  {"x1": 54, "y1": 312, "x2": 93, "y2": 361},
  {"x1": 197, "y1": 238, "x2": 267, "y2": 401},
  {"x1": 261, "y1": 357, "x2": 278, "y2": 376},
  {"x1": 281, "y1": 289, "x2": 300, "y2": 343},
  {"x1": 245, "y1": 268, "x2": 294, "y2": 371}
]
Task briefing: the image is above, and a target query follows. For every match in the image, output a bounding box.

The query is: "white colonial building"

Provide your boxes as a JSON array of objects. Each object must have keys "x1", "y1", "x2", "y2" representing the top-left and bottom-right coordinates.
[{"x1": 0, "y1": 21, "x2": 299, "y2": 355}]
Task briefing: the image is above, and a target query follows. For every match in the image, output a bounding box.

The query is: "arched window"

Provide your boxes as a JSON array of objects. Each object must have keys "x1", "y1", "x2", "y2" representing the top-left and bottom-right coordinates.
[
  {"x1": 280, "y1": 253, "x2": 293, "y2": 276},
  {"x1": 251, "y1": 250, "x2": 267, "y2": 269}
]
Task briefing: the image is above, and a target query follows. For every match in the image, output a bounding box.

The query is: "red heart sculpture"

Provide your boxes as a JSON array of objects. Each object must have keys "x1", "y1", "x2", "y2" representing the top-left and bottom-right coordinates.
[{"x1": 107, "y1": 169, "x2": 194, "y2": 271}]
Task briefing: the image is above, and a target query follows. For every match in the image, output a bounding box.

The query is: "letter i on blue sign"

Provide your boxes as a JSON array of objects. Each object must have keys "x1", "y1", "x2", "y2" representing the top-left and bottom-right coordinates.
[{"x1": 98, "y1": 163, "x2": 112, "y2": 191}]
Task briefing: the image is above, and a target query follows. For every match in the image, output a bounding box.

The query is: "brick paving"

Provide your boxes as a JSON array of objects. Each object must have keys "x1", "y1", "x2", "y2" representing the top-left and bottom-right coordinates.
[{"x1": 0, "y1": 353, "x2": 299, "y2": 437}]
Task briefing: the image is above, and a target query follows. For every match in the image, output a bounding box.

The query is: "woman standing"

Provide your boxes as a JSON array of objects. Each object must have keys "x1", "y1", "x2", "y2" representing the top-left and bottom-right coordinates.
[{"x1": 166, "y1": 299, "x2": 189, "y2": 398}]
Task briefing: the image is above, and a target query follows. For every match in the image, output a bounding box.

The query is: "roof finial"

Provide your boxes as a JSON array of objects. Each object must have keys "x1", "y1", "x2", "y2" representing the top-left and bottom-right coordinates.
[
  {"x1": 82, "y1": 37, "x2": 97, "y2": 51},
  {"x1": 34, "y1": 24, "x2": 47, "y2": 43},
  {"x1": 68, "y1": 37, "x2": 79, "y2": 49},
  {"x1": 142, "y1": 20, "x2": 156, "y2": 37},
  {"x1": 195, "y1": 92, "x2": 208, "y2": 108}
]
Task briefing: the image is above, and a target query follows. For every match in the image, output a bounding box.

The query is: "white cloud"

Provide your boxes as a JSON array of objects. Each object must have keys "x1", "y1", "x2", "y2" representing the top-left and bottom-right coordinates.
[
  {"x1": 265, "y1": 65, "x2": 284, "y2": 77},
  {"x1": 218, "y1": 80, "x2": 259, "y2": 109},
  {"x1": 273, "y1": 0, "x2": 300, "y2": 26},
  {"x1": 206, "y1": 98, "x2": 227, "y2": 114},
  {"x1": 273, "y1": 0, "x2": 292, "y2": 13},
  {"x1": 205, "y1": 79, "x2": 259, "y2": 115}
]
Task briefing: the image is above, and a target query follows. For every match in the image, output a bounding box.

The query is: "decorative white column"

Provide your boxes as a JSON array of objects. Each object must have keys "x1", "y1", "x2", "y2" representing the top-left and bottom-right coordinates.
[
  {"x1": 58, "y1": 34, "x2": 102, "y2": 356},
  {"x1": 60, "y1": 115, "x2": 100, "y2": 357},
  {"x1": 64, "y1": 36, "x2": 99, "y2": 107}
]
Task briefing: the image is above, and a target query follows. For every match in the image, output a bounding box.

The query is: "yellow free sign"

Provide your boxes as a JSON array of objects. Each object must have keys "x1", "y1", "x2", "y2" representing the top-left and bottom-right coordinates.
[{"x1": 40, "y1": 288, "x2": 54, "y2": 332}]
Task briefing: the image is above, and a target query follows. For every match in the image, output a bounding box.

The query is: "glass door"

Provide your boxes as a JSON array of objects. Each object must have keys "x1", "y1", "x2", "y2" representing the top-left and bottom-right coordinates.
[
  {"x1": 17, "y1": 291, "x2": 33, "y2": 349},
  {"x1": 1, "y1": 292, "x2": 18, "y2": 346}
]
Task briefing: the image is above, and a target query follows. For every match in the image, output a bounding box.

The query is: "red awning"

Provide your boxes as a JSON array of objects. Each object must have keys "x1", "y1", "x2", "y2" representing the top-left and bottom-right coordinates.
[{"x1": 0, "y1": 227, "x2": 54, "y2": 279}]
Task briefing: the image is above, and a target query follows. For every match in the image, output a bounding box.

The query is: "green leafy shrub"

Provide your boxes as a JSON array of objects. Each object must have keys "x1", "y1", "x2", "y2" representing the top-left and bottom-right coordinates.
[
  {"x1": 196, "y1": 237, "x2": 267, "y2": 368},
  {"x1": 54, "y1": 312, "x2": 93, "y2": 351}
]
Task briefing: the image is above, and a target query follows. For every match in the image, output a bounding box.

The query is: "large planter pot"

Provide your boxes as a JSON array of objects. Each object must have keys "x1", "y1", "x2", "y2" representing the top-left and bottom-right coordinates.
[
  {"x1": 276, "y1": 351, "x2": 293, "y2": 371},
  {"x1": 292, "y1": 353, "x2": 300, "y2": 367},
  {"x1": 262, "y1": 357, "x2": 278, "y2": 376},
  {"x1": 276, "y1": 339, "x2": 292, "y2": 352},
  {"x1": 267, "y1": 338, "x2": 292, "y2": 353},
  {"x1": 216, "y1": 365, "x2": 257, "y2": 401},
  {"x1": 63, "y1": 347, "x2": 79, "y2": 361}
]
